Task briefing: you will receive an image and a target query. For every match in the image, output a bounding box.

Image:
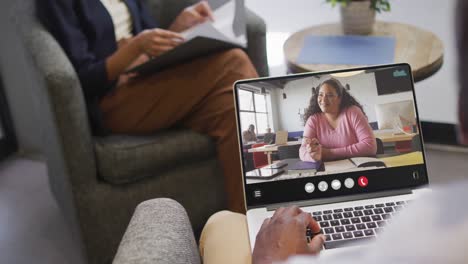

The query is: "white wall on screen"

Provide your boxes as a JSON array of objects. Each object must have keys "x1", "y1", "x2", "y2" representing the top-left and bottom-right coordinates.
[{"x1": 270, "y1": 72, "x2": 416, "y2": 132}]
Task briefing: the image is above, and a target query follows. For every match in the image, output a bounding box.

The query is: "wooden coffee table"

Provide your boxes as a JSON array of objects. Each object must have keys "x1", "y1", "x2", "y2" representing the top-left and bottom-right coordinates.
[{"x1": 283, "y1": 21, "x2": 444, "y2": 82}]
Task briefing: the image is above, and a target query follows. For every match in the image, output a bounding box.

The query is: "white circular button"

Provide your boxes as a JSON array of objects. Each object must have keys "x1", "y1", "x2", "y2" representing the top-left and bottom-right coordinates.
[
  {"x1": 344, "y1": 178, "x2": 355, "y2": 189},
  {"x1": 318, "y1": 181, "x2": 328, "y2": 192},
  {"x1": 331, "y1": 180, "x2": 341, "y2": 190},
  {"x1": 305, "y1": 183, "x2": 315, "y2": 193}
]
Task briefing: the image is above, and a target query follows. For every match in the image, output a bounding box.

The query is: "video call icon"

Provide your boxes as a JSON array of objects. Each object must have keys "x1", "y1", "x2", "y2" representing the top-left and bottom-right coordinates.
[
  {"x1": 318, "y1": 181, "x2": 328, "y2": 192},
  {"x1": 358, "y1": 176, "x2": 368, "y2": 187},
  {"x1": 305, "y1": 183, "x2": 315, "y2": 193}
]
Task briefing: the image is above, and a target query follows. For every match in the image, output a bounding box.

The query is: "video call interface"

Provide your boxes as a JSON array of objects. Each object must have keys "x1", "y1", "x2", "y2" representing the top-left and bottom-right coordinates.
[{"x1": 237, "y1": 66, "x2": 425, "y2": 187}]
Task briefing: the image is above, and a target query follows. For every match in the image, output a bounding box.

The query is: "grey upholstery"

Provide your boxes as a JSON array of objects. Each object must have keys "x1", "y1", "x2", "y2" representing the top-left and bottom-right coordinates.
[
  {"x1": 11, "y1": 0, "x2": 268, "y2": 263},
  {"x1": 95, "y1": 131, "x2": 216, "y2": 184},
  {"x1": 113, "y1": 198, "x2": 201, "y2": 264}
]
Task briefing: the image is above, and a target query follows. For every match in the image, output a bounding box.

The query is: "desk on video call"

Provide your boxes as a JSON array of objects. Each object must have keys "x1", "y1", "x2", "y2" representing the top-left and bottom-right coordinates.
[
  {"x1": 248, "y1": 141, "x2": 302, "y2": 164},
  {"x1": 245, "y1": 152, "x2": 424, "y2": 184}
]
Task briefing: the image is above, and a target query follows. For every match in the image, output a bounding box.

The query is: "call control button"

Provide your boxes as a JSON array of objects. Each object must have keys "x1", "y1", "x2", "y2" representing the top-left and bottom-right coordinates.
[
  {"x1": 344, "y1": 178, "x2": 355, "y2": 189},
  {"x1": 318, "y1": 181, "x2": 328, "y2": 192},
  {"x1": 358, "y1": 176, "x2": 368, "y2": 187},
  {"x1": 331, "y1": 180, "x2": 341, "y2": 190},
  {"x1": 305, "y1": 183, "x2": 315, "y2": 193}
]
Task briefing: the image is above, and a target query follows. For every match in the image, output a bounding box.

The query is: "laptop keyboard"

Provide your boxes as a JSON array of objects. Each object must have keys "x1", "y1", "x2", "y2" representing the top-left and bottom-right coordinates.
[{"x1": 306, "y1": 200, "x2": 409, "y2": 249}]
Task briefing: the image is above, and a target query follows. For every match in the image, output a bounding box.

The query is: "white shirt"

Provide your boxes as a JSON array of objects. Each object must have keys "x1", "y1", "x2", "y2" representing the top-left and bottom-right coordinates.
[
  {"x1": 286, "y1": 181, "x2": 468, "y2": 263},
  {"x1": 100, "y1": 0, "x2": 133, "y2": 41}
]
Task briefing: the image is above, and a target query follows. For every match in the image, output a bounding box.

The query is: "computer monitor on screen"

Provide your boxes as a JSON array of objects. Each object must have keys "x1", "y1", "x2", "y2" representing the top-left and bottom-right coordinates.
[{"x1": 375, "y1": 100, "x2": 416, "y2": 130}]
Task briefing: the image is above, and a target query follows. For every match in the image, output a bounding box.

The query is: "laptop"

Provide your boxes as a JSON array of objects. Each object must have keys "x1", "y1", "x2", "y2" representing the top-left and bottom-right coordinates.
[
  {"x1": 233, "y1": 63, "x2": 430, "y2": 255},
  {"x1": 264, "y1": 130, "x2": 288, "y2": 147}
]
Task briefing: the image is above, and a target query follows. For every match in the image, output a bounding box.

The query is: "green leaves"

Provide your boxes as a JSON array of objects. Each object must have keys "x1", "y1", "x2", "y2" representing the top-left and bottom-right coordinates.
[{"x1": 326, "y1": 0, "x2": 391, "y2": 12}]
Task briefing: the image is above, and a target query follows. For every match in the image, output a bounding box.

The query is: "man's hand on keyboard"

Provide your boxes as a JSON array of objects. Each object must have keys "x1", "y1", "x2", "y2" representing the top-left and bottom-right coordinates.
[{"x1": 252, "y1": 206, "x2": 325, "y2": 264}]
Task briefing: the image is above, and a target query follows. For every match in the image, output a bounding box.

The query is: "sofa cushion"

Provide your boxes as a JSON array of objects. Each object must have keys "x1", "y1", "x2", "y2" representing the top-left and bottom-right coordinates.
[{"x1": 95, "y1": 129, "x2": 217, "y2": 184}]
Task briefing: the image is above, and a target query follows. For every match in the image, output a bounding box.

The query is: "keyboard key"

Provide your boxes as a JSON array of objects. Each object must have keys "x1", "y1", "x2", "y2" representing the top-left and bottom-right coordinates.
[
  {"x1": 340, "y1": 219, "x2": 350, "y2": 225},
  {"x1": 354, "y1": 206, "x2": 364, "y2": 210},
  {"x1": 364, "y1": 209, "x2": 374, "y2": 216},
  {"x1": 384, "y1": 207, "x2": 394, "y2": 213},
  {"x1": 345, "y1": 225, "x2": 356, "y2": 231},
  {"x1": 324, "y1": 237, "x2": 373, "y2": 249},
  {"x1": 375, "y1": 203, "x2": 385, "y2": 208},
  {"x1": 396, "y1": 201, "x2": 406, "y2": 205},
  {"x1": 366, "y1": 222, "x2": 377, "y2": 229},
  {"x1": 333, "y1": 209, "x2": 343, "y2": 213},
  {"x1": 343, "y1": 232, "x2": 353, "y2": 239},
  {"x1": 365, "y1": 205, "x2": 375, "y2": 209},
  {"x1": 373, "y1": 208, "x2": 384, "y2": 214},
  {"x1": 332, "y1": 233, "x2": 343, "y2": 240},
  {"x1": 353, "y1": 211, "x2": 363, "y2": 217},
  {"x1": 356, "y1": 223, "x2": 366, "y2": 230},
  {"x1": 382, "y1": 213, "x2": 391, "y2": 220},
  {"x1": 314, "y1": 216, "x2": 323, "y2": 222},
  {"x1": 330, "y1": 220, "x2": 340, "y2": 226},
  {"x1": 343, "y1": 212, "x2": 353, "y2": 218},
  {"x1": 395, "y1": 205, "x2": 403, "y2": 211},
  {"x1": 371, "y1": 215, "x2": 382, "y2": 221},
  {"x1": 324, "y1": 227, "x2": 335, "y2": 234},
  {"x1": 325, "y1": 234, "x2": 332, "y2": 241},
  {"x1": 323, "y1": 214, "x2": 332, "y2": 221},
  {"x1": 344, "y1": 207, "x2": 354, "y2": 212},
  {"x1": 312, "y1": 211, "x2": 322, "y2": 216},
  {"x1": 320, "y1": 221, "x2": 330, "y2": 228},
  {"x1": 385, "y1": 202, "x2": 395, "y2": 206},
  {"x1": 361, "y1": 216, "x2": 371, "y2": 222},
  {"x1": 306, "y1": 228, "x2": 313, "y2": 237},
  {"x1": 333, "y1": 213, "x2": 343, "y2": 219},
  {"x1": 335, "y1": 226, "x2": 345, "y2": 233},
  {"x1": 323, "y1": 210, "x2": 333, "y2": 214},
  {"x1": 351, "y1": 218, "x2": 361, "y2": 224},
  {"x1": 364, "y1": 229, "x2": 375, "y2": 236},
  {"x1": 377, "y1": 221, "x2": 386, "y2": 227},
  {"x1": 353, "y1": 230, "x2": 364, "y2": 237}
]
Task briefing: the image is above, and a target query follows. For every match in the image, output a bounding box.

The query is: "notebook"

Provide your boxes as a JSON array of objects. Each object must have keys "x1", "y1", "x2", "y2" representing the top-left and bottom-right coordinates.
[
  {"x1": 127, "y1": 0, "x2": 246, "y2": 76},
  {"x1": 297, "y1": 35, "x2": 395, "y2": 65}
]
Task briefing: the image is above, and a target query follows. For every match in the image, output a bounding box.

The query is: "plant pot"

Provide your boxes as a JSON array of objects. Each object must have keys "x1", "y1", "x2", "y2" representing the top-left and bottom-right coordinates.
[{"x1": 340, "y1": 0, "x2": 376, "y2": 35}]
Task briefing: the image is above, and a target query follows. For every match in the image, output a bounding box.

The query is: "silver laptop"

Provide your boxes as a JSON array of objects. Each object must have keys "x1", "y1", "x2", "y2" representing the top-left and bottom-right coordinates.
[{"x1": 233, "y1": 64, "x2": 430, "y2": 256}]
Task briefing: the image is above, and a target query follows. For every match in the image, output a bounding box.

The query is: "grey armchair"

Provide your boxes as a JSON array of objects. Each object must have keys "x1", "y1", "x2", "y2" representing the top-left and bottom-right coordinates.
[{"x1": 12, "y1": 0, "x2": 268, "y2": 263}]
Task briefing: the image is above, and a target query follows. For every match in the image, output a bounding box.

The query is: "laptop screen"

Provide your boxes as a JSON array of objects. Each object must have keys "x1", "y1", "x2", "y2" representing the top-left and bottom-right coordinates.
[{"x1": 234, "y1": 64, "x2": 429, "y2": 208}]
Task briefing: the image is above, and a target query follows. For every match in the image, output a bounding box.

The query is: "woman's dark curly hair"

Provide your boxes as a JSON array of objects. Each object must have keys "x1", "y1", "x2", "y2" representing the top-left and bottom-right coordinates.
[{"x1": 303, "y1": 78, "x2": 366, "y2": 124}]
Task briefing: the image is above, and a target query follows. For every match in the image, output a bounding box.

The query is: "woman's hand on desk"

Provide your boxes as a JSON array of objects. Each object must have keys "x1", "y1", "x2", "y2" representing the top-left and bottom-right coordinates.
[{"x1": 305, "y1": 138, "x2": 322, "y2": 161}]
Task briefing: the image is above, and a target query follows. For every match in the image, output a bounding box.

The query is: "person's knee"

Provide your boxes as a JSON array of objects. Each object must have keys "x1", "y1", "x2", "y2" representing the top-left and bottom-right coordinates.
[{"x1": 225, "y1": 48, "x2": 250, "y2": 62}]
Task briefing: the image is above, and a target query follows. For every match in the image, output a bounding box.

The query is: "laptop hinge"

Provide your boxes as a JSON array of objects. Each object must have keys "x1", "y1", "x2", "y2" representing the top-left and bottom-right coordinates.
[{"x1": 266, "y1": 189, "x2": 412, "y2": 211}]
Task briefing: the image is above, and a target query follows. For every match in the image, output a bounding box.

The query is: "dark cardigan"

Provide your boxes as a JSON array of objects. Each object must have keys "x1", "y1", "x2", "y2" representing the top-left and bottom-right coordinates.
[{"x1": 37, "y1": 0, "x2": 158, "y2": 134}]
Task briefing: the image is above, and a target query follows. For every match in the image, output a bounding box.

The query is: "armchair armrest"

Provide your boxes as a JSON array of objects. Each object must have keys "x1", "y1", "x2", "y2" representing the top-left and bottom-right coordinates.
[{"x1": 113, "y1": 198, "x2": 201, "y2": 264}]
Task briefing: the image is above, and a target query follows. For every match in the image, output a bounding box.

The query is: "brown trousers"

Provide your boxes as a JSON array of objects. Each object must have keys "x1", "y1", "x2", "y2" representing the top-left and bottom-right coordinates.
[{"x1": 100, "y1": 49, "x2": 258, "y2": 213}]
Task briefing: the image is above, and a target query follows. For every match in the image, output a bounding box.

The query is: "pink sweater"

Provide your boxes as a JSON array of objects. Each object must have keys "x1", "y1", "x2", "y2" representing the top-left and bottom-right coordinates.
[{"x1": 300, "y1": 106, "x2": 377, "y2": 162}]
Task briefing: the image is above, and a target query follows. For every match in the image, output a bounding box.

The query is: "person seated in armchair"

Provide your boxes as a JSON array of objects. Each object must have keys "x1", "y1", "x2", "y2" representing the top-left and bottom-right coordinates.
[{"x1": 37, "y1": 0, "x2": 258, "y2": 213}]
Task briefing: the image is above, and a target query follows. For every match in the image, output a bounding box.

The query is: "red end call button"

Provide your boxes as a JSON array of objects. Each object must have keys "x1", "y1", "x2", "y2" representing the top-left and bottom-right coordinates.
[{"x1": 358, "y1": 176, "x2": 368, "y2": 187}]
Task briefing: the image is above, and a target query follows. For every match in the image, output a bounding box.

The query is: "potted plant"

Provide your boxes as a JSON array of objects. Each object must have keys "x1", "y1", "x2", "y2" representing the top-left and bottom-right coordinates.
[{"x1": 326, "y1": 0, "x2": 391, "y2": 35}]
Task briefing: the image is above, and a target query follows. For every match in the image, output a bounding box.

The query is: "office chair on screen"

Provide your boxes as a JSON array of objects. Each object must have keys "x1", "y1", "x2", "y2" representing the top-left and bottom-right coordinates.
[{"x1": 252, "y1": 143, "x2": 268, "y2": 168}]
